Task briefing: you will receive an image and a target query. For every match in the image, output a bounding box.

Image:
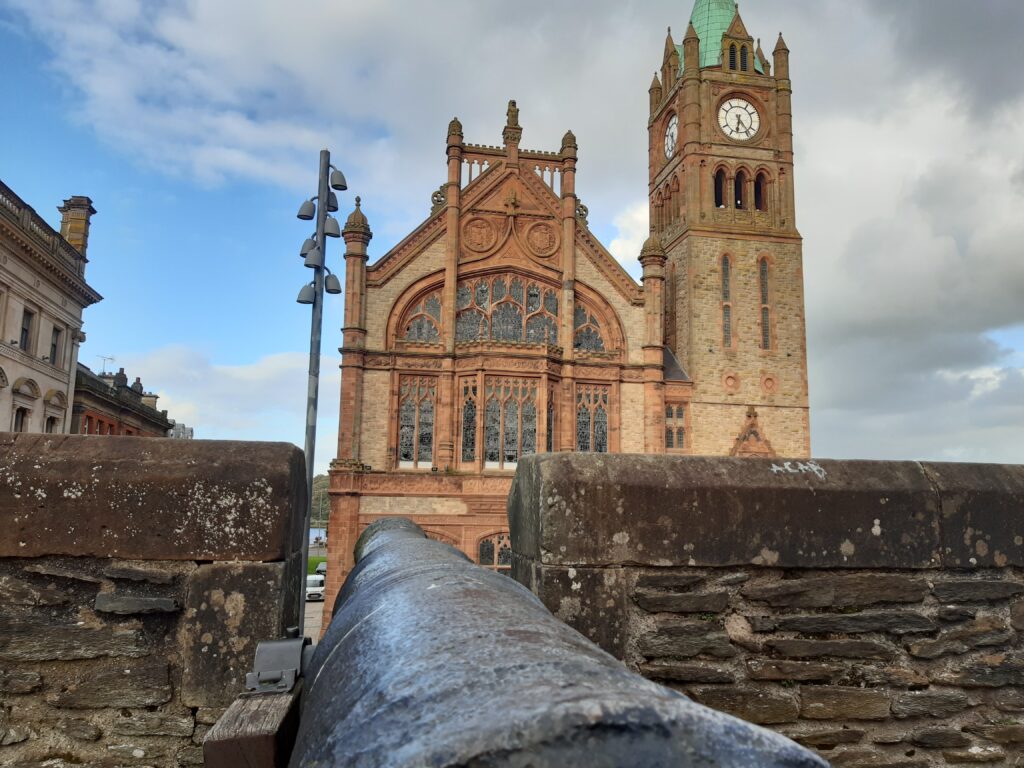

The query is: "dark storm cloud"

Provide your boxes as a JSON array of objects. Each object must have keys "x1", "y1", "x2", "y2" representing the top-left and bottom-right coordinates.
[{"x1": 868, "y1": 0, "x2": 1024, "y2": 115}]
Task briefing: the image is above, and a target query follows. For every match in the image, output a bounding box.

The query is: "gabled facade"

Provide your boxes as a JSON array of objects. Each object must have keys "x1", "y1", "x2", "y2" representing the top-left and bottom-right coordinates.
[{"x1": 327, "y1": 0, "x2": 809, "y2": 606}]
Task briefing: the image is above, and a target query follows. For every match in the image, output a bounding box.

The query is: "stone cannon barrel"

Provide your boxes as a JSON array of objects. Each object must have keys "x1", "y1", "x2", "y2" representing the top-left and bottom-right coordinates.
[{"x1": 291, "y1": 518, "x2": 826, "y2": 767}]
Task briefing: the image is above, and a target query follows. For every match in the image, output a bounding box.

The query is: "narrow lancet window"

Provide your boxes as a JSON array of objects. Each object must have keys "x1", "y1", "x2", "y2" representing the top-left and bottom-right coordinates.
[
  {"x1": 729, "y1": 44, "x2": 737, "y2": 70},
  {"x1": 714, "y1": 169, "x2": 727, "y2": 208},
  {"x1": 735, "y1": 170, "x2": 747, "y2": 209},
  {"x1": 722, "y1": 256, "x2": 733, "y2": 348},
  {"x1": 755, "y1": 172, "x2": 768, "y2": 211},
  {"x1": 759, "y1": 258, "x2": 771, "y2": 350}
]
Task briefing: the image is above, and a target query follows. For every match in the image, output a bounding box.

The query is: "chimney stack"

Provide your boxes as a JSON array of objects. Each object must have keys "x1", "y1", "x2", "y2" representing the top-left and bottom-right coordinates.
[{"x1": 57, "y1": 196, "x2": 96, "y2": 258}]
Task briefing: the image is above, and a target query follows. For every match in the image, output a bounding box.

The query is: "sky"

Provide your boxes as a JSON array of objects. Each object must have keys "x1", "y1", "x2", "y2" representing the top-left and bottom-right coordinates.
[{"x1": 1, "y1": 0, "x2": 1022, "y2": 472}]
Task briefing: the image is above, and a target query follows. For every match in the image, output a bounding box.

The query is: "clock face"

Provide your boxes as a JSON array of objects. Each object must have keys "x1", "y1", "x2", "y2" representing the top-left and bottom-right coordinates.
[
  {"x1": 718, "y1": 98, "x2": 760, "y2": 141},
  {"x1": 664, "y1": 114, "x2": 678, "y2": 158}
]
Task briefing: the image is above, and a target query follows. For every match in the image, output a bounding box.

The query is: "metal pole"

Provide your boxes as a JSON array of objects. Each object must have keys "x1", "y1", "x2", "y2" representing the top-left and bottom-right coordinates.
[{"x1": 298, "y1": 148, "x2": 330, "y2": 637}]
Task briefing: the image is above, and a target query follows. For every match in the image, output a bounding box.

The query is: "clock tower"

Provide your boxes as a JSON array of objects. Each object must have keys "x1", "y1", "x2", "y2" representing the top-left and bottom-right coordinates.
[{"x1": 648, "y1": 0, "x2": 809, "y2": 457}]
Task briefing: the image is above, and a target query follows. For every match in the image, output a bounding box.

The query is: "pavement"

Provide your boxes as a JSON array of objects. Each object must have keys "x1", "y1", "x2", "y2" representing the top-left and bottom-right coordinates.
[{"x1": 305, "y1": 598, "x2": 324, "y2": 643}]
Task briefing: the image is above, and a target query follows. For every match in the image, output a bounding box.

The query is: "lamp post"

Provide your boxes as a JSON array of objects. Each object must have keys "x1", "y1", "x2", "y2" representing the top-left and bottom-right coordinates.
[{"x1": 295, "y1": 148, "x2": 346, "y2": 637}]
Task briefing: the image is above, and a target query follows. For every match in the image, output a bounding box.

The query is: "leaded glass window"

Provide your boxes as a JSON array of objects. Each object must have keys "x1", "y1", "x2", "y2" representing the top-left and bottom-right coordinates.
[
  {"x1": 483, "y1": 377, "x2": 538, "y2": 470},
  {"x1": 397, "y1": 377, "x2": 436, "y2": 469},
  {"x1": 461, "y1": 380, "x2": 478, "y2": 462},
  {"x1": 722, "y1": 256, "x2": 733, "y2": 348},
  {"x1": 478, "y1": 532, "x2": 511, "y2": 574},
  {"x1": 759, "y1": 258, "x2": 771, "y2": 351},
  {"x1": 573, "y1": 304, "x2": 606, "y2": 352},
  {"x1": 454, "y1": 274, "x2": 559, "y2": 348},
  {"x1": 401, "y1": 290, "x2": 443, "y2": 343},
  {"x1": 576, "y1": 384, "x2": 610, "y2": 453},
  {"x1": 666, "y1": 403, "x2": 686, "y2": 452}
]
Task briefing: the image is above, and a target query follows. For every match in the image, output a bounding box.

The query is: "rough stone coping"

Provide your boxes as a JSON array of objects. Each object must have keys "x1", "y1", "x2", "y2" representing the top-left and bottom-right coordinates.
[
  {"x1": 292, "y1": 517, "x2": 825, "y2": 767},
  {"x1": 508, "y1": 454, "x2": 1024, "y2": 569},
  {"x1": 0, "y1": 433, "x2": 306, "y2": 561}
]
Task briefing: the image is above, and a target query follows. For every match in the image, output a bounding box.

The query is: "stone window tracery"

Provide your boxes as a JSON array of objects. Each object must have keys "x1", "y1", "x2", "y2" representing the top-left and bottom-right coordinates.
[
  {"x1": 483, "y1": 377, "x2": 537, "y2": 470},
  {"x1": 401, "y1": 290, "x2": 442, "y2": 343},
  {"x1": 455, "y1": 274, "x2": 558, "y2": 346},
  {"x1": 576, "y1": 383, "x2": 609, "y2": 453},
  {"x1": 460, "y1": 379, "x2": 478, "y2": 462},
  {"x1": 398, "y1": 376, "x2": 436, "y2": 469},
  {"x1": 665, "y1": 404, "x2": 686, "y2": 451},
  {"x1": 478, "y1": 532, "x2": 511, "y2": 573},
  {"x1": 573, "y1": 306, "x2": 606, "y2": 352}
]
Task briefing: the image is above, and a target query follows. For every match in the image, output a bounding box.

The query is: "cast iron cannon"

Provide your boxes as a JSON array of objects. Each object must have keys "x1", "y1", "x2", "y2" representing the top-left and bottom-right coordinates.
[{"x1": 289, "y1": 518, "x2": 826, "y2": 767}]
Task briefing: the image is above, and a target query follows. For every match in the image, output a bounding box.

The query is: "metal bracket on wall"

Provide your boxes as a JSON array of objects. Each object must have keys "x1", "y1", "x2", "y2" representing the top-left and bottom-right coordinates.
[{"x1": 244, "y1": 636, "x2": 312, "y2": 695}]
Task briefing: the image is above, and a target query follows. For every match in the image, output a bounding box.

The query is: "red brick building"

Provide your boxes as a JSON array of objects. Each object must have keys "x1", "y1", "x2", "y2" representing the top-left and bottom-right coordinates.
[{"x1": 70, "y1": 365, "x2": 173, "y2": 437}]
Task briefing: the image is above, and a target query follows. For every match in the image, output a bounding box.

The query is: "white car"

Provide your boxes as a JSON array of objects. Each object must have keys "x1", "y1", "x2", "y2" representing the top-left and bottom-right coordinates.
[{"x1": 306, "y1": 574, "x2": 325, "y2": 602}]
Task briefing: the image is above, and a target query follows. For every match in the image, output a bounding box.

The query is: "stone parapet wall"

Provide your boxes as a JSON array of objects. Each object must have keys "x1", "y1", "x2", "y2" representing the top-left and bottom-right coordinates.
[
  {"x1": 0, "y1": 434, "x2": 305, "y2": 766},
  {"x1": 509, "y1": 454, "x2": 1024, "y2": 766}
]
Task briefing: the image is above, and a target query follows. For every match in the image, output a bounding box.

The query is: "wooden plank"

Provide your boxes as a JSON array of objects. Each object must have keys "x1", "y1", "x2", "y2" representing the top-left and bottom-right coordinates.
[{"x1": 203, "y1": 683, "x2": 302, "y2": 768}]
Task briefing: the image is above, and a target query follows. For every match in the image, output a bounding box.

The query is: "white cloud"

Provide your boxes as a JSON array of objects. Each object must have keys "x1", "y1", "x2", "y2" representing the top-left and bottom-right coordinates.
[
  {"x1": 607, "y1": 200, "x2": 649, "y2": 279},
  {"x1": 119, "y1": 345, "x2": 340, "y2": 474}
]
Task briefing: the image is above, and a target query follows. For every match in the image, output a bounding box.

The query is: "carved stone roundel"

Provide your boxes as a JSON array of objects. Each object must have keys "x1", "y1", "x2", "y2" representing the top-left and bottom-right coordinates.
[
  {"x1": 463, "y1": 217, "x2": 497, "y2": 253},
  {"x1": 525, "y1": 221, "x2": 559, "y2": 258}
]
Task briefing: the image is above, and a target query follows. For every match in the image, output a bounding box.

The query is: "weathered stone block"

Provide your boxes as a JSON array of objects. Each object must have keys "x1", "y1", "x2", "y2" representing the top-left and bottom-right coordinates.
[
  {"x1": 923, "y1": 461, "x2": 1024, "y2": 568},
  {"x1": 532, "y1": 565, "x2": 627, "y2": 657},
  {"x1": 993, "y1": 687, "x2": 1024, "y2": 711},
  {"x1": 777, "y1": 611, "x2": 935, "y2": 635},
  {"x1": 102, "y1": 561, "x2": 193, "y2": 584},
  {"x1": 637, "y1": 617, "x2": 737, "y2": 659},
  {"x1": 964, "y1": 723, "x2": 1024, "y2": 745},
  {"x1": 745, "y1": 659, "x2": 843, "y2": 682},
  {"x1": 934, "y1": 654, "x2": 1024, "y2": 688},
  {"x1": 938, "y1": 605, "x2": 977, "y2": 622},
  {"x1": 690, "y1": 686, "x2": 800, "y2": 724},
  {"x1": 891, "y1": 689, "x2": 970, "y2": 718},
  {"x1": 56, "y1": 718, "x2": 103, "y2": 741},
  {"x1": 742, "y1": 574, "x2": 928, "y2": 609},
  {"x1": 0, "y1": 575, "x2": 68, "y2": 605},
  {"x1": 635, "y1": 572, "x2": 703, "y2": 591},
  {"x1": 828, "y1": 749, "x2": 929, "y2": 767},
  {"x1": 790, "y1": 728, "x2": 865, "y2": 748},
  {"x1": 179, "y1": 558, "x2": 300, "y2": 708},
  {"x1": 509, "y1": 454, "x2": 941, "y2": 569},
  {"x1": 45, "y1": 659, "x2": 171, "y2": 708},
  {"x1": 800, "y1": 687, "x2": 890, "y2": 720},
  {"x1": 0, "y1": 669, "x2": 42, "y2": 693},
  {"x1": 909, "y1": 727, "x2": 970, "y2": 748},
  {"x1": 94, "y1": 592, "x2": 180, "y2": 614},
  {"x1": 110, "y1": 711, "x2": 195, "y2": 737},
  {"x1": 766, "y1": 639, "x2": 895, "y2": 660},
  {"x1": 906, "y1": 616, "x2": 1012, "y2": 659},
  {"x1": 633, "y1": 589, "x2": 728, "y2": 613},
  {"x1": 933, "y1": 580, "x2": 1024, "y2": 603},
  {"x1": 0, "y1": 616, "x2": 148, "y2": 661},
  {"x1": 840, "y1": 665, "x2": 928, "y2": 688},
  {"x1": 1011, "y1": 600, "x2": 1024, "y2": 631},
  {"x1": 941, "y1": 746, "x2": 1005, "y2": 763},
  {"x1": 639, "y1": 661, "x2": 734, "y2": 683},
  {"x1": 0, "y1": 435, "x2": 305, "y2": 561}
]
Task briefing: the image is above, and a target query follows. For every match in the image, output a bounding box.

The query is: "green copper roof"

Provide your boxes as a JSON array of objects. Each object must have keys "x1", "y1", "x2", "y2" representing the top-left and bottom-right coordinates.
[{"x1": 688, "y1": 0, "x2": 764, "y2": 73}]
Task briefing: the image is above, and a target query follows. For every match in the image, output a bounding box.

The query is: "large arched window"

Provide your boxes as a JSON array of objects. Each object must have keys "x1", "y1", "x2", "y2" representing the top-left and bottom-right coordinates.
[
  {"x1": 483, "y1": 377, "x2": 537, "y2": 470},
  {"x1": 575, "y1": 384, "x2": 610, "y2": 453},
  {"x1": 400, "y1": 290, "x2": 442, "y2": 343},
  {"x1": 722, "y1": 255, "x2": 733, "y2": 348},
  {"x1": 735, "y1": 170, "x2": 748, "y2": 210},
  {"x1": 759, "y1": 257, "x2": 772, "y2": 351},
  {"x1": 714, "y1": 169, "x2": 727, "y2": 208},
  {"x1": 398, "y1": 376, "x2": 436, "y2": 469},
  {"x1": 573, "y1": 305, "x2": 607, "y2": 353},
  {"x1": 455, "y1": 274, "x2": 559, "y2": 346},
  {"x1": 755, "y1": 172, "x2": 768, "y2": 211}
]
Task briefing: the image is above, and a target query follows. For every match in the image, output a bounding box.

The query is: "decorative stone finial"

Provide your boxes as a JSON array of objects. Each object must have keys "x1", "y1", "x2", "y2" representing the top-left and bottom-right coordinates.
[
  {"x1": 560, "y1": 130, "x2": 577, "y2": 152},
  {"x1": 343, "y1": 196, "x2": 372, "y2": 240},
  {"x1": 503, "y1": 99, "x2": 523, "y2": 146},
  {"x1": 448, "y1": 117, "x2": 463, "y2": 138},
  {"x1": 640, "y1": 233, "x2": 666, "y2": 260}
]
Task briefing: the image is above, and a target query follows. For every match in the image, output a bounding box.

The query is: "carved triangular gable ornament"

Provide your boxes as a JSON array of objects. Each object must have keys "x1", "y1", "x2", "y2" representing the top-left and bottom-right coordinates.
[
  {"x1": 726, "y1": 10, "x2": 752, "y2": 42},
  {"x1": 730, "y1": 406, "x2": 777, "y2": 458}
]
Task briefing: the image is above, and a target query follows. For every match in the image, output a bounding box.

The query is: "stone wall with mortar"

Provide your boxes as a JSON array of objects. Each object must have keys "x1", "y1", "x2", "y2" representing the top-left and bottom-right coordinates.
[
  {"x1": 510, "y1": 454, "x2": 1024, "y2": 767},
  {"x1": 0, "y1": 434, "x2": 305, "y2": 766}
]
